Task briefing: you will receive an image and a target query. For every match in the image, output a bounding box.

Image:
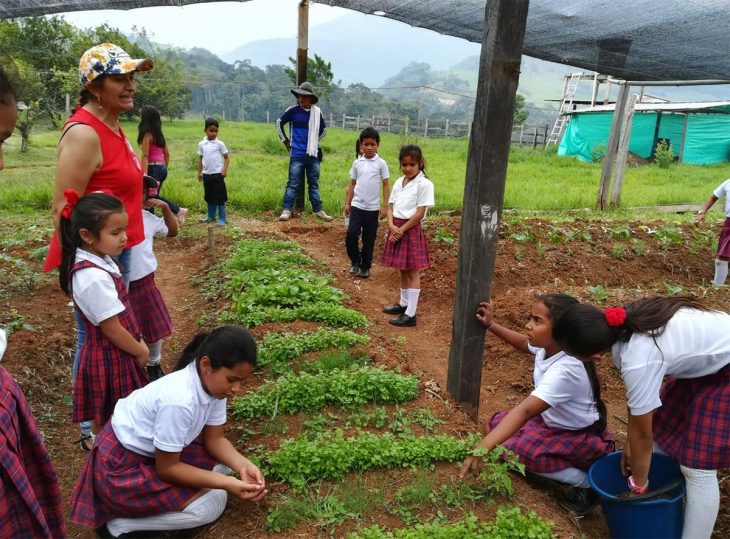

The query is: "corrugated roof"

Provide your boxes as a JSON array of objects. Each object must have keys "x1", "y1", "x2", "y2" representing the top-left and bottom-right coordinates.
[{"x1": 2, "y1": 0, "x2": 730, "y2": 81}]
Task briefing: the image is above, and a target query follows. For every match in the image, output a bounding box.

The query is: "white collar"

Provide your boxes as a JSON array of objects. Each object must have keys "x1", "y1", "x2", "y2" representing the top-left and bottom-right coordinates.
[
  {"x1": 75, "y1": 249, "x2": 120, "y2": 275},
  {"x1": 358, "y1": 153, "x2": 380, "y2": 161},
  {"x1": 187, "y1": 361, "x2": 217, "y2": 406}
]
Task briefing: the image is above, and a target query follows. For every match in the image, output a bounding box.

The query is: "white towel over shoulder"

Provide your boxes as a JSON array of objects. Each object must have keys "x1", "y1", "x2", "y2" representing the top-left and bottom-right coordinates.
[{"x1": 306, "y1": 105, "x2": 321, "y2": 158}]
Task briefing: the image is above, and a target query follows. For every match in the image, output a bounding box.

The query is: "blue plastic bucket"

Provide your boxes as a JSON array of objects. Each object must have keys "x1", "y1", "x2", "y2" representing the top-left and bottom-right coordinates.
[{"x1": 588, "y1": 451, "x2": 685, "y2": 539}]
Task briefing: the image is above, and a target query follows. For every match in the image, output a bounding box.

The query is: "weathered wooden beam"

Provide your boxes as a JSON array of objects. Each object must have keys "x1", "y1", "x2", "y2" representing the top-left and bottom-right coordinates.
[
  {"x1": 296, "y1": 1, "x2": 309, "y2": 85},
  {"x1": 610, "y1": 93, "x2": 638, "y2": 208},
  {"x1": 597, "y1": 84, "x2": 629, "y2": 210},
  {"x1": 446, "y1": 0, "x2": 529, "y2": 422}
]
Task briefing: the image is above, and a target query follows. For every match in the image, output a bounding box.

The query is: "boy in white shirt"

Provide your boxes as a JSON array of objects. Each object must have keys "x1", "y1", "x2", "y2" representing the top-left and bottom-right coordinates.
[
  {"x1": 344, "y1": 127, "x2": 390, "y2": 279},
  {"x1": 197, "y1": 117, "x2": 229, "y2": 226}
]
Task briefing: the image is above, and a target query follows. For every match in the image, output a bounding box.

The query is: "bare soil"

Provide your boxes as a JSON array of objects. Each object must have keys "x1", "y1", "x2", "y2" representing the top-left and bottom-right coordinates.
[{"x1": 2, "y1": 214, "x2": 729, "y2": 538}]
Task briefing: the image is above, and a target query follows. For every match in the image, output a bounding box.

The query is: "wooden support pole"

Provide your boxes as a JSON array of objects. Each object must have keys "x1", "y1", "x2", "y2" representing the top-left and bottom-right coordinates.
[
  {"x1": 679, "y1": 113, "x2": 689, "y2": 163},
  {"x1": 597, "y1": 84, "x2": 629, "y2": 210},
  {"x1": 423, "y1": 117, "x2": 429, "y2": 137},
  {"x1": 591, "y1": 74, "x2": 599, "y2": 107},
  {"x1": 296, "y1": 1, "x2": 309, "y2": 85},
  {"x1": 266, "y1": 110, "x2": 270, "y2": 123},
  {"x1": 610, "y1": 93, "x2": 638, "y2": 208},
  {"x1": 532, "y1": 125, "x2": 539, "y2": 148},
  {"x1": 445, "y1": 118, "x2": 450, "y2": 138},
  {"x1": 446, "y1": 0, "x2": 529, "y2": 422},
  {"x1": 207, "y1": 224, "x2": 216, "y2": 264}
]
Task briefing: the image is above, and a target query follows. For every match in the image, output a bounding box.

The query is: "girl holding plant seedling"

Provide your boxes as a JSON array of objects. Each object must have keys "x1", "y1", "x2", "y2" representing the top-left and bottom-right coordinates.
[
  {"x1": 553, "y1": 296, "x2": 730, "y2": 539},
  {"x1": 58, "y1": 191, "x2": 149, "y2": 437},
  {"x1": 69, "y1": 326, "x2": 267, "y2": 537},
  {"x1": 460, "y1": 294, "x2": 614, "y2": 517}
]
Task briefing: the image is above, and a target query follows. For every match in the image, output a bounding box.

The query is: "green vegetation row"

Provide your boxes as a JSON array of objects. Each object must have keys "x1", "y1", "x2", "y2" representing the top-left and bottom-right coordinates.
[
  {"x1": 348, "y1": 508, "x2": 554, "y2": 539},
  {"x1": 232, "y1": 366, "x2": 419, "y2": 419},
  {"x1": 265, "y1": 429, "x2": 480, "y2": 487},
  {"x1": 257, "y1": 328, "x2": 369, "y2": 374}
]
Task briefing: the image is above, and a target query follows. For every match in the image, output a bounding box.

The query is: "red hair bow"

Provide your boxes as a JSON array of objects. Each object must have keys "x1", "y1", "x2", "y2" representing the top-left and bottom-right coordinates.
[
  {"x1": 60, "y1": 189, "x2": 80, "y2": 219},
  {"x1": 604, "y1": 307, "x2": 627, "y2": 327}
]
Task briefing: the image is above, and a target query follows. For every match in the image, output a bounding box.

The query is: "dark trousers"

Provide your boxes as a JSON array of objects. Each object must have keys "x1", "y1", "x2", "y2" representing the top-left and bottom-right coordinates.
[{"x1": 346, "y1": 206, "x2": 379, "y2": 270}]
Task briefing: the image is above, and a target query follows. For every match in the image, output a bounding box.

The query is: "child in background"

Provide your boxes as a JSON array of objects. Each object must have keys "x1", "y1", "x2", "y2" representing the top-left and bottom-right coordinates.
[
  {"x1": 460, "y1": 295, "x2": 614, "y2": 516},
  {"x1": 59, "y1": 191, "x2": 148, "y2": 434},
  {"x1": 128, "y1": 176, "x2": 178, "y2": 382},
  {"x1": 695, "y1": 177, "x2": 730, "y2": 286},
  {"x1": 344, "y1": 127, "x2": 390, "y2": 279},
  {"x1": 382, "y1": 145, "x2": 434, "y2": 327},
  {"x1": 137, "y1": 105, "x2": 187, "y2": 225},
  {"x1": 553, "y1": 296, "x2": 730, "y2": 538},
  {"x1": 69, "y1": 326, "x2": 267, "y2": 537},
  {"x1": 197, "y1": 117, "x2": 229, "y2": 226}
]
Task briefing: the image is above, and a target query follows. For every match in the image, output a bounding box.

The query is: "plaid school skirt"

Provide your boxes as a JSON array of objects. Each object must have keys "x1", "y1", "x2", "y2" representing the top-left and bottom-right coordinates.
[
  {"x1": 0, "y1": 368, "x2": 66, "y2": 539},
  {"x1": 653, "y1": 364, "x2": 730, "y2": 470},
  {"x1": 69, "y1": 421, "x2": 217, "y2": 527},
  {"x1": 717, "y1": 217, "x2": 730, "y2": 258},
  {"x1": 382, "y1": 218, "x2": 431, "y2": 271},
  {"x1": 489, "y1": 410, "x2": 615, "y2": 473},
  {"x1": 129, "y1": 273, "x2": 173, "y2": 343}
]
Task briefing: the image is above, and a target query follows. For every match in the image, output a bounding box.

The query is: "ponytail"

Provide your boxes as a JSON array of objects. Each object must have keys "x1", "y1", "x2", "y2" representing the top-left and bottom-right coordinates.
[
  {"x1": 582, "y1": 361, "x2": 608, "y2": 432},
  {"x1": 174, "y1": 326, "x2": 257, "y2": 372}
]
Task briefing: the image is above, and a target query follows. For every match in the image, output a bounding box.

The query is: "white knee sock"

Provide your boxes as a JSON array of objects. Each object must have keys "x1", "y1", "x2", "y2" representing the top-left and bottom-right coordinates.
[
  {"x1": 535, "y1": 467, "x2": 590, "y2": 488},
  {"x1": 713, "y1": 259, "x2": 728, "y2": 286},
  {"x1": 147, "y1": 340, "x2": 162, "y2": 367},
  {"x1": 405, "y1": 289, "x2": 420, "y2": 317},
  {"x1": 680, "y1": 465, "x2": 718, "y2": 539},
  {"x1": 399, "y1": 288, "x2": 408, "y2": 307},
  {"x1": 106, "y1": 488, "x2": 227, "y2": 536}
]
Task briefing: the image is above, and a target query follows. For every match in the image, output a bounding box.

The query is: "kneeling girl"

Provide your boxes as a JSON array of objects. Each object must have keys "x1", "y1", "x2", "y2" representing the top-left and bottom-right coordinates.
[{"x1": 69, "y1": 325, "x2": 267, "y2": 537}]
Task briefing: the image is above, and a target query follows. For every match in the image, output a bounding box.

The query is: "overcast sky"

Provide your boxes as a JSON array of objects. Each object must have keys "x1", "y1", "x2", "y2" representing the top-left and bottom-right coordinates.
[{"x1": 59, "y1": 0, "x2": 349, "y2": 56}]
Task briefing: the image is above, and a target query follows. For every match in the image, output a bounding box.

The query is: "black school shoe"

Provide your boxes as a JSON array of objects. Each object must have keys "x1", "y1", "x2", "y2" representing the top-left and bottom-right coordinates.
[
  {"x1": 557, "y1": 487, "x2": 600, "y2": 517},
  {"x1": 383, "y1": 304, "x2": 407, "y2": 315},
  {"x1": 357, "y1": 268, "x2": 370, "y2": 279},
  {"x1": 389, "y1": 313, "x2": 417, "y2": 327},
  {"x1": 147, "y1": 364, "x2": 165, "y2": 382},
  {"x1": 349, "y1": 264, "x2": 360, "y2": 274}
]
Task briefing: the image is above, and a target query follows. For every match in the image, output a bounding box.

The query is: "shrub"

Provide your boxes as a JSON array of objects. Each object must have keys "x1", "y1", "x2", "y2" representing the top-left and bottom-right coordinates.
[{"x1": 654, "y1": 140, "x2": 675, "y2": 169}]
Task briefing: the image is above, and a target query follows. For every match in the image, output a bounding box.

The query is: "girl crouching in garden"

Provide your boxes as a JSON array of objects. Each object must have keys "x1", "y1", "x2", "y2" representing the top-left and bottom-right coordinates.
[{"x1": 69, "y1": 325, "x2": 267, "y2": 537}]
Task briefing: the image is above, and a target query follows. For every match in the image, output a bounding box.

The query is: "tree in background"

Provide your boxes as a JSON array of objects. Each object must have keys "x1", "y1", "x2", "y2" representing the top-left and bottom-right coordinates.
[{"x1": 285, "y1": 54, "x2": 338, "y2": 102}]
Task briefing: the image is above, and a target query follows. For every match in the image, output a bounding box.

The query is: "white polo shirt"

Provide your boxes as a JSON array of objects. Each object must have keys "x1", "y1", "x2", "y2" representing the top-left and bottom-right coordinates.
[
  {"x1": 71, "y1": 250, "x2": 125, "y2": 326},
  {"x1": 198, "y1": 137, "x2": 228, "y2": 175},
  {"x1": 129, "y1": 211, "x2": 169, "y2": 282},
  {"x1": 112, "y1": 361, "x2": 227, "y2": 457},
  {"x1": 529, "y1": 345, "x2": 599, "y2": 430},
  {"x1": 389, "y1": 172, "x2": 435, "y2": 219},
  {"x1": 350, "y1": 154, "x2": 390, "y2": 211},
  {"x1": 712, "y1": 179, "x2": 730, "y2": 216}
]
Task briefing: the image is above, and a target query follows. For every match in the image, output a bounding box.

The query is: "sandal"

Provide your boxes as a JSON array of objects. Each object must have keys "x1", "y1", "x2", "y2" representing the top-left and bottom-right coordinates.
[{"x1": 72, "y1": 433, "x2": 94, "y2": 451}]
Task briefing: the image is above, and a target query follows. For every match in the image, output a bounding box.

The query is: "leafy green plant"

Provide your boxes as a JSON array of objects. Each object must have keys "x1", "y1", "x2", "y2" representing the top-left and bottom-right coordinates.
[
  {"x1": 608, "y1": 225, "x2": 632, "y2": 240},
  {"x1": 588, "y1": 284, "x2": 610, "y2": 303},
  {"x1": 632, "y1": 238, "x2": 648, "y2": 256},
  {"x1": 654, "y1": 140, "x2": 675, "y2": 169},
  {"x1": 591, "y1": 142, "x2": 606, "y2": 163},
  {"x1": 536, "y1": 241, "x2": 546, "y2": 260},
  {"x1": 226, "y1": 238, "x2": 315, "y2": 271},
  {"x1": 470, "y1": 445, "x2": 525, "y2": 497},
  {"x1": 433, "y1": 227, "x2": 455, "y2": 244},
  {"x1": 1, "y1": 308, "x2": 35, "y2": 335},
  {"x1": 612, "y1": 244, "x2": 625, "y2": 259},
  {"x1": 266, "y1": 487, "x2": 356, "y2": 532},
  {"x1": 389, "y1": 473, "x2": 433, "y2": 525},
  {"x1": 510, "y1": 231, "x2": 533, "y2": 244},
  {"x1": 548, "y1": 225, "x2": 566, "y2": 244},
  {"x1": 409, "y1": 408, "x2": 444, "y2": 433},
  {"x1": 346, "y1": 407, "x2": 389, "y2": 429},
  {"x1": 301, "y1": 350, "x2": 371, "y2": 374},
  {"x1": 664, "y1": 282, "x2": 683, "y2": 296},
  {"x1": 231, "y1": 366, "x2": 419, "y2": 419},
  {"x1": 655, "y1": 225, "x2": 682, "y2": 247}
]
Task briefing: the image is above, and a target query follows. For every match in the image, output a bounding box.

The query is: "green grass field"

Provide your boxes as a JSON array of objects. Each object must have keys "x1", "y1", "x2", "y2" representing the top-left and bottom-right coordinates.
[{"x1": 1, "y1": 118, "x2": 728, "y2": 218}]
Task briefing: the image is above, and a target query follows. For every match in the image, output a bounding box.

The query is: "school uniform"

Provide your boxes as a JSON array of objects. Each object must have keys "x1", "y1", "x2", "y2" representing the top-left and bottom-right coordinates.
[
  {"x1": 347, "y1": 154, "x2": 390, "y2": 270},
  {"x1": 69, "y1": 361, "x2": 221, "y2": 527},
  {"x1": 128, "y1": 211, "x2": 172, "y2": 344},
  {"x1": 70, "y1": 250, "x2": 148, "y2": 427},
  {"x1": 0, "y1": 355, "x2": 66, "y2": 538},
  {"x1": 613, "y1": 308, "x2": 730, "y2": 469},
  {"x1": 712, "y1": 179, "x2": 730, "y2": 258},
  {"x1": 198, "y1": 137, "x2": 228, "y2": 205},
  {"x1": 489, "y1": 346, "x2": 614, "y2": 473},
  {"x1": 382, "y1": 172, "x2": 435, "y2": 270}
]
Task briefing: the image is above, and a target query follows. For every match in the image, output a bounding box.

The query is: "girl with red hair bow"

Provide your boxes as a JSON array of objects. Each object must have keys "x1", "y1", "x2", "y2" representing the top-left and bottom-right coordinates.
[{"x1": 553, "y1": 296, "x2": 730, "y2": 539}]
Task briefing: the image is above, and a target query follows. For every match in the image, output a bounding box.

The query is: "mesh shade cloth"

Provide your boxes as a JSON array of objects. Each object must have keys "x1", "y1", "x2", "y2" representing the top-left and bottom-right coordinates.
[{"x1": 1, "y1": 0, "x2": 729, "y2": 81}]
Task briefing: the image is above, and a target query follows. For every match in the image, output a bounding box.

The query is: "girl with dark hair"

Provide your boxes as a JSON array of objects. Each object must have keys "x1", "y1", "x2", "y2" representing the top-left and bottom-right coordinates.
[
  {"x1": 137, "y1": 105, "x2": 187, "y2": 224},
  {"x1": 553, "y1": 296, "x2": 730, "y2": 538},
  {"x1": 59, "y1": 191, "x2": 148, "y2": 436},
  {"x1": 381, "y1": 145, "x2": 435, "y2": 327},
  {"x1": 69, "y1": 326, "x2": 266, "y2": 537},
  {"x1": 460, "y1": 294, "x2": 614, "y2": 516}
]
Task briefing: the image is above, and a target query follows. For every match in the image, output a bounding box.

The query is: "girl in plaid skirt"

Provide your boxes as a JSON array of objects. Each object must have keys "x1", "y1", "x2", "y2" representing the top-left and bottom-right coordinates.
[
  {"x1": 381, "y1": 145, "x2": 435, "y2": 327},
  {"x1": 59, "y1": 192, "x2": 149, "y2": 436},
  {"x1": 695, "y1": 177, "x2": 730, "y2": 287},
  {"x1": 554, "y1": 296, "x2": 730, "y2": 538},
  {"x1": 460, "y1": 294, "x2": 614, "y2": 516},
  {"x1": 128, "y1": 175, "x2": 178, "y2": 382},
  {"x1": 69, "y1": 326, "x2": 266, "y2": 537}
]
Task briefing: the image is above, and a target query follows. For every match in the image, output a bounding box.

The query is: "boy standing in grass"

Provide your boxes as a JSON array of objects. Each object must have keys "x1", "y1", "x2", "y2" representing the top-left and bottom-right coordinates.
[
  {"x1": 344, "y1": 127, "x2": 390, "y2": 279},
  {"x1": 197, "y1": 117, "x2": 229, "y2": 226}
]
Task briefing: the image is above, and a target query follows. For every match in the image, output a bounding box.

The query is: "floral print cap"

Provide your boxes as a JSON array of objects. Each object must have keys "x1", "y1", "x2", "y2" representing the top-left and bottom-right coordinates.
[{"x1": 79, "y1": 43, "x2": 153, "y2": 88}]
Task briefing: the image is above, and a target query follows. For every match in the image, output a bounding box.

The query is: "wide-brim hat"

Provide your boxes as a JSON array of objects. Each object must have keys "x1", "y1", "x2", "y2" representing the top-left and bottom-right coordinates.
[
  {"x1": 291, "y1": 81, "x2": 318, "y2": 104},
  {"x1": 79, "y1": 43, "x2": 153, "y2": 88}
]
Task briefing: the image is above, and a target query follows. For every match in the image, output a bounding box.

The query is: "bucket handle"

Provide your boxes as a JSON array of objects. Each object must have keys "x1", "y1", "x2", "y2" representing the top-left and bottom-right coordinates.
[{"x1": 607, "y1": 477, "x2": 684, "y2": 503}]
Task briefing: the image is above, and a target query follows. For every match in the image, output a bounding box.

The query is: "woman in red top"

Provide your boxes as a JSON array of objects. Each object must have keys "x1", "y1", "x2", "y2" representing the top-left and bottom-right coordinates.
[{"x1": 44, "y1": 43, "x2": 153, "y2": 450}]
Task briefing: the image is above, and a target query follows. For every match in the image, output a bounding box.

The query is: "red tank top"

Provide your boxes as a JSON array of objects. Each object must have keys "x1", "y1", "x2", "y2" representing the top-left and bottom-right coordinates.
[{"x1": 43, "y1": 108, "x2": 144, "y2": 272}]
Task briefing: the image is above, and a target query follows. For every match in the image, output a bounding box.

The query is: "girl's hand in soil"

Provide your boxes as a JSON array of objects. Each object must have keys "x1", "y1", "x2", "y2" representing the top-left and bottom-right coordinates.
[
  {"x1": 459, "y1": 455, "x2": 483, "y2": 478},
  {"x1": 476, "y1": 301, "x2": 495, "y2": 329}
]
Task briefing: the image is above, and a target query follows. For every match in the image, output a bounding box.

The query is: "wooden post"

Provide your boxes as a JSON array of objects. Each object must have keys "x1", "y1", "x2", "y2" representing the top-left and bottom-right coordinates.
[
  {"x1": 603, "y1": 78, "x2": 612, "y2": 104},
  {"x1": 423, "y1": 117, "x2": 429, "y2": 137},
  {"x1": 446, "y1": 0, "x2": 529, "y2": 421},
  {"x1": 207, "y1": 224, "x2": 216, "y2": 264},
  {"x1": 543, "y1": 125, "x2": 549, "y2": 147},
  {"x1": 387, "y1": 116, "x2": 391, "y2": 133},
  {"x1": 371, "y1": 115, "x2": 375, "y2": 127},
  {"x1": 342, "y1": 113, "x2": 346, "y2": 129},
  {"x1": 597, "y1": 84, "x2": 629, "y2": 210},
  {"x1": 678, "y1": 113, "x2": 689, "y2": 163},
  {"x1": 532, "y1": 125, "x2": 539, "y2": 148},
  {"x1": 610, "y1": 93, "x2": 638, "y2": 208},
  {"x1": 330, "y1": 112, "x2": 333, "y2": 126},
  {"x1": 519, "y1": 122, "x2": 525, "y2": 145},
  {"x1": 445, "y1": 118, "x2": 450, "y2": 138},
  {"x1": 356, "y1": 115, "x2": 360, "y2": 130},
  {"x1": 266, "y1": 110, "x2": 270, "y2": 123},
  {"x1": 296, "y1": 1, "x2": 309, "y2": 84},
  {"x1": 591, "y1": 74, "x2": 599, "y2": 107},
  {"x1": 65, "y1": 93, "x2": 70, "y2": 117}
]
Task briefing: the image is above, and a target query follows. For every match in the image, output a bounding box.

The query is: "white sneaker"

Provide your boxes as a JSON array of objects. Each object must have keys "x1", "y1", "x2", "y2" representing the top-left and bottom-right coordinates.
[
  {"x1": 314, "y1": 210, "x2": 333, "y2": 222},
  {"x1": 279, "y1": 210, "x2": 291, "y2": 221},
  {"x1": 176, "y1": 207, "x2": 188, "y2": 226}
]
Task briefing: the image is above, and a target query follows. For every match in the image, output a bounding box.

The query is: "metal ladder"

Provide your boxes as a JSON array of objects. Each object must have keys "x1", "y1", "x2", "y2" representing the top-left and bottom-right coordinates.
[{"x1": 546, "y1": 72, "x2": 583, "y2": 146}]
